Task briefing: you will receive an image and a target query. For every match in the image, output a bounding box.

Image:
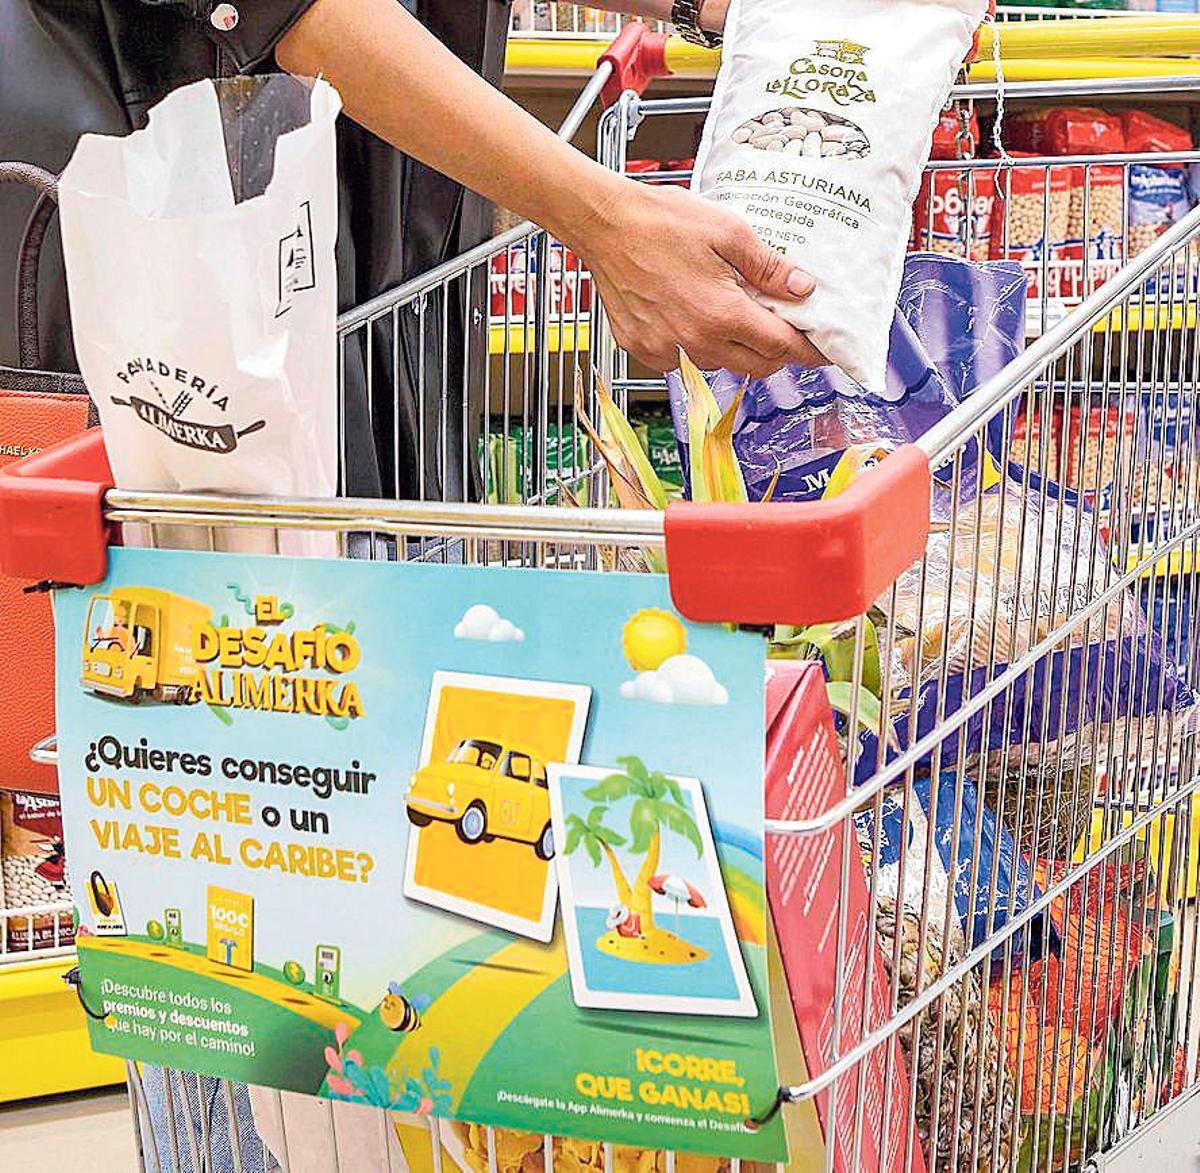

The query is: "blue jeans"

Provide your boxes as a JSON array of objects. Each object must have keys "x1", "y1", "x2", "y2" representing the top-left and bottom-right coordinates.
[{"x1": 139, "y1": 1068, "x2": 278, "y2": 1173}]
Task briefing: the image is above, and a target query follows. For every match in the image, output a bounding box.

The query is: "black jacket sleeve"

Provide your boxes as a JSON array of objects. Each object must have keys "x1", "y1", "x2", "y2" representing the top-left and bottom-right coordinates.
[{"x1": 137, "y1": 0, "x2": 320, "y2": 71}]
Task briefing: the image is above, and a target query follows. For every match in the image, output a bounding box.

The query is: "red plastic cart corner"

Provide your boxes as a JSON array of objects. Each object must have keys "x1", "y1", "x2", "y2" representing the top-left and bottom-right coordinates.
[
  {"x1": 598, "y1": 24, "x2": 671, "y2": 108},
  {"x1": 664, "y1": 444, "x2": 931, "y2": 627},
  {"x1": 0, "y1": 430, "x2": 114, "y2": 585}
]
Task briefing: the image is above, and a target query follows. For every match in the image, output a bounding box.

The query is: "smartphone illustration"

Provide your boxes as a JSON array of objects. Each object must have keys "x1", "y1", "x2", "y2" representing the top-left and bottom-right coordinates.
[{"x1": 165, "y1": 908, "x2": 182, "y2": 946}]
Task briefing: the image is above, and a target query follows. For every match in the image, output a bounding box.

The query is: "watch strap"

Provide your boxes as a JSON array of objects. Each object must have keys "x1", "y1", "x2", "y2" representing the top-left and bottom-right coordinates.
[{"x1": 670, "y1": 0, "x2": 721, "y2": 49}]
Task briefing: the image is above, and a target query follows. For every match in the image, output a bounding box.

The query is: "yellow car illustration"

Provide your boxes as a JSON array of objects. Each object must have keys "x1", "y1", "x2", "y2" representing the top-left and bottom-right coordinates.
[{"x1": 406, "y1": 739, "x2": 554, "y2": 860}]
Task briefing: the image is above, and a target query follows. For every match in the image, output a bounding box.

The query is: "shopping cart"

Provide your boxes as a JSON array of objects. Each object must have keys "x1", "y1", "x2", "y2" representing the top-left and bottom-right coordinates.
[{"x1": 5, "y1": 27, "x2": 1200, "y2": 1173}]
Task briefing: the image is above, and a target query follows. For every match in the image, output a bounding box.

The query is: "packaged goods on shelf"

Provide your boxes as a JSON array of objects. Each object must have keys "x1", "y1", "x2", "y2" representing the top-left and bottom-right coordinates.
[
  {"x1": 1006, "y1": 107, "x2": 1126, "y2": 157},
  {"x1": 489, "y1": 240, "x2": 593, "y2": 325},
  {"x1": 1011, "y1": 401, "x2": 1061, "y2": 477},
  {"x1": 1121, "y1": 110, "x2": 1191, "y2": 156},
  {"x1": 631, "y1": 413, "x2": 684, "y2": 492},
  {"x1": 1130, "y1": 388, "x2": 1199, "y2": 512},
  {"x1": 930, "y1": 105, "x2": 980, "y2": 161},
  {"x1": 480, "y1": 422, "x2": 587, "y2": 505},
  {"x1": 1062, "y1": 401, "x2": 1137, "y2": 506},
  {"x1": 1061, "y1": 164, "x2": 1125, "y2": 300},
  {"x1": 692, "y1": 0, "x2": 990, "y2": 392},
  {"x1": 990, "y1": 159, "x2": 1073, "y2": 300},
  {"x1": 912, "y1": 167, "x2": 997, "y2": 261},
  {"x1": 1129, "y1": 164, "x2": 1191, "y2": 258},
  {"x1": 1, "y1": 790, "x2": 74, "y2": 950}
]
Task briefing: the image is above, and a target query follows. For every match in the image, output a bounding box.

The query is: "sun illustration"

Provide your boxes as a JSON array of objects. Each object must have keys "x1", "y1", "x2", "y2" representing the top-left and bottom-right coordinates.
[{"x1": 622, "y1": 609, "x2": 688, "y2": 672}]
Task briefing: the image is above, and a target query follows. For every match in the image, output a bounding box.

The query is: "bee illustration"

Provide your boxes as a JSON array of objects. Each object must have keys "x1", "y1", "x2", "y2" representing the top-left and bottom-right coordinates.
[{"x1": 379, "y1": 982, "x2": 432, "y2": 1033}]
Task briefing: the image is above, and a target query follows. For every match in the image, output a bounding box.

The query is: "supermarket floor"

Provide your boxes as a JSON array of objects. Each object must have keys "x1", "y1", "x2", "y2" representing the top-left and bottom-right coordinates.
[
  {"x1": 4, "y1": 901, "x2": 1200, "y2": 1173},
  {"x1": 1, "y1": 1087, "x2": 133, "y2": 1171}
]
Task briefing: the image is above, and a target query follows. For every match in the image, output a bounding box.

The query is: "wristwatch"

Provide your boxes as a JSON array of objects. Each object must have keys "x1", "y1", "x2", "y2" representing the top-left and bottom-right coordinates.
[{"x1": 671, "y1": 0, "x2": 722, "y2": 49}]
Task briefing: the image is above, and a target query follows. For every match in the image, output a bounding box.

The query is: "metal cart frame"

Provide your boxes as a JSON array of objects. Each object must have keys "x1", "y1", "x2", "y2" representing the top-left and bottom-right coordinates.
[{"x1": 5, "y1": 42, "x2": 1200, "y2": 1173}]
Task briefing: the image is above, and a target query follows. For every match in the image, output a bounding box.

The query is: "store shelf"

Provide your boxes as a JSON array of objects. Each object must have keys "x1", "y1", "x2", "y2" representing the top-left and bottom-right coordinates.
[
  {"x1": 0, "y1": 953, "x2": 125, "y2": 1102},
  {"x1": 489, "y1": 321, "x2": 591, "y2": 355}
]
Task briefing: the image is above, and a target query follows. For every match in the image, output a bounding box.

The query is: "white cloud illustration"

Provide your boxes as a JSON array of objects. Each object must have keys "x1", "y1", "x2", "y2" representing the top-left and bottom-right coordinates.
[
  {"x1": 619, "y1": 654, "x2": 729, "y2": 706},
  {"x1": 454, "y1": 603, "x2": 525, "y2": 643}
]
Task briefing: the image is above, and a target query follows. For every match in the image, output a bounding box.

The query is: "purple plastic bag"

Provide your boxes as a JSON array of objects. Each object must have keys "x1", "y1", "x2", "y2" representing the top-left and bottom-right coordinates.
[{"x1": 665, "y1": 254, "x2": 1027, "y2": 501}]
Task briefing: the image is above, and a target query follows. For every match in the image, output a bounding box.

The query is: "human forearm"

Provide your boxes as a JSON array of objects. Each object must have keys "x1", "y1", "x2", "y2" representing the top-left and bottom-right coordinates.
[
  {"x1": 586, "y1": 0, "x2": 728, "y2": 32},
  {"x1": 277, "y1": 0, "x2": 623, "y2": 252},
  {"x1": 276, "y1": 0, "x2": 820, "y2": 378}
]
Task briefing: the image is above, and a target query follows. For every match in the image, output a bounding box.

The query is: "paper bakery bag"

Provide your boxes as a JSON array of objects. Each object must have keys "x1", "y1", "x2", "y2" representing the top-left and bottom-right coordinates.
[{"x1": 59, "y1": 74, "x2": 341, "y2": 556}]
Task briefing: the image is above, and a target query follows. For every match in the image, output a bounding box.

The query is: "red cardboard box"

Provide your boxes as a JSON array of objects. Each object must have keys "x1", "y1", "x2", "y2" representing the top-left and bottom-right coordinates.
[{"x1": 764, "y1": 661, "x2": 921, "y2": 1173}]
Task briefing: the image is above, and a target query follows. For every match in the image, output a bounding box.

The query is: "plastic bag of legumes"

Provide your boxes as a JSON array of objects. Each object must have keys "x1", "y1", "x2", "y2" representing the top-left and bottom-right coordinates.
[{"x1": 692, "y1": 0, "x2": 990, "y2": 394}]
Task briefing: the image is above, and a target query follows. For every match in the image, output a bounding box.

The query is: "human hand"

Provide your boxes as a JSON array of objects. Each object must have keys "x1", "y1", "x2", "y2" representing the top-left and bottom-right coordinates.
[
  {"x1": 699, "y1": 0, "x2": 729, "y2": 32},
  {"x1": 573, "y1": 180, "x2": 824, "y2": 378}
]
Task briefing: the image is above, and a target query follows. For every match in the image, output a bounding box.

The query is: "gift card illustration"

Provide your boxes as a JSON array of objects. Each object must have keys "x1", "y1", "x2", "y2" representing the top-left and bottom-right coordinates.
[
  {"x1": 403, "y1": 670, "x2": 591, "y2": 941},
  {"x1": 549, "y1": 763, "x2": 757, "y2": 1018},
  {"x1": 86, "y1": 869, "x2": 128, "y2": 937},
  {"x1": 206, "y1": 886, "x2": 254, "y2": 972}
]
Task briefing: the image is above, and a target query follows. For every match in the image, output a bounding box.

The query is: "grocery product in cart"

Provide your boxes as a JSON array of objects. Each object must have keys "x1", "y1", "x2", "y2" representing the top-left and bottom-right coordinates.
[
  {"x1": 692, "y1": 0, "x2": 991, "y2": 392},
  {"x1": 987, "y1": 858, "x2": 1147, "y2": 1169},
  {"x1": 1, "y1": 790, "x2": 74, "y2": 950},
  {"x1": 878, "y1": 476, "x2": 1193, "y2": 772},
  {"x1": 57, "y1": 75, "x2": 341, "y2": 557},
  {"x1": 664, "y1": 254, "x2": 1025, "y2": 503}
]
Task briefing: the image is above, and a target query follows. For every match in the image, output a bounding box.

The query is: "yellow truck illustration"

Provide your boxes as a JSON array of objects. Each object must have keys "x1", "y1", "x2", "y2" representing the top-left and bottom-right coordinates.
[{"x1": 82, "y1": 587, "x2": 211, "y2": 703}]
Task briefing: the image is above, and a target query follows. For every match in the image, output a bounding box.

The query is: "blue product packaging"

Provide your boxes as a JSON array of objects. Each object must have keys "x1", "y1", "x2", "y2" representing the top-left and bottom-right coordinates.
[
  {"x1": 855, "y1": 771, "x2": 1057, "y2": 970},
  {"x1": 664, "y1": 254, "x2": 1027, "y2": 502}
]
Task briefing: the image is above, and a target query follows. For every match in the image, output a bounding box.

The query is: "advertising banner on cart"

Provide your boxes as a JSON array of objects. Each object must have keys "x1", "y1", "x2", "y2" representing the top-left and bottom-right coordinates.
[{"x1": 54, "y1": 548, "x2": 784, "y2": 1163}]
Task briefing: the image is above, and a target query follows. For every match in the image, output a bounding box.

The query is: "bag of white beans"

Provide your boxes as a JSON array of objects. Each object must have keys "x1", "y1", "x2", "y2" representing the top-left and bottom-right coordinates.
[{"x1": 693, "y1": 0, "x2": 990, "y2": 393}]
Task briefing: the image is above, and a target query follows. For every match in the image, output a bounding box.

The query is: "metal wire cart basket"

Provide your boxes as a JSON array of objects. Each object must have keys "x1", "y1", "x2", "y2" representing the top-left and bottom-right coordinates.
[{"x1": 3, "y1": 23, "x2": 1200, "y2": 1173}]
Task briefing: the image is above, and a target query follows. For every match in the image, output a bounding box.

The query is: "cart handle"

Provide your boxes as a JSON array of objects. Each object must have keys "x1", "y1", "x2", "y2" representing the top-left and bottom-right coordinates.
[
  {"x1": 0, "y1": 431, "x2": 932, "y2": 627},
  {"x1": 598, "y1": 23, "x2": 672, "y2": 108},
  {"x1": 0, "y1": 429, "x2": 114, "y2": 586}
]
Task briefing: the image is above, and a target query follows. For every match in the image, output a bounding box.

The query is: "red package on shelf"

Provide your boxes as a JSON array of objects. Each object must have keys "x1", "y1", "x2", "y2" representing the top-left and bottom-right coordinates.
[
  {"x1": 1121, "y1": 110, "x2": 1192, "y2": 155},
  {"x1": 1012, "y1": 400, "x2": 1061, "y2": 479},
  {"x1": 912, "y1": 166, "x2": 997, "y2": 260},
  {"x1": 930, "y1": 105, "x2": 980, "y2": 160},
  {"x1": 666, "y1": 158, "x2": 694, "y2": 187},
  {"x1": 765, "y1": 661, "x2": 921, "y2": 1173},
  {"x1": 1007, "y1": 107, "x2": 1126, "y2": 157},
  {"x1": 624, "y1": 158, "x2": 661, "y2": 175},
  {"x1": 1063, "y1": 401, "x2": 1136, "y2": 506}
]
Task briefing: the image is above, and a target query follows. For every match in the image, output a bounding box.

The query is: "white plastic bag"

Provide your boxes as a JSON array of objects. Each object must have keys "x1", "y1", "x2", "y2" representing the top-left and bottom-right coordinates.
[
  {"x1": 692, "y1": 0, "x2": 989, "y2": 392},
  {"x1": 58, "y1": 75, "x2": 341, "y2": 556}
]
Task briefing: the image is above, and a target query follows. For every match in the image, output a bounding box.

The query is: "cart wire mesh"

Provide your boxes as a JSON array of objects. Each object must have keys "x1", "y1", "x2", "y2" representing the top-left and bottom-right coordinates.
[{"x1": 7, "y1": 74, "x2": 1200, "y2": 1173}]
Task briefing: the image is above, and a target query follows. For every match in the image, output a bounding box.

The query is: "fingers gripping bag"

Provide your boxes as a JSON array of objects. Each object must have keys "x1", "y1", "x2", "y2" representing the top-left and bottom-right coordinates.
[
  {"x1": 692, "y1": 0, "x2": 990, "y2": 393},
  {"x1": 58, "y1": 75, "x2": 341, "y2": 557}
]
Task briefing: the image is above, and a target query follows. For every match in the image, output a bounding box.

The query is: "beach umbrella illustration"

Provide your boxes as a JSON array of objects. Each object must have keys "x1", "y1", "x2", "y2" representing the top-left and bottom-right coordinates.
[{"x1": 649, "y1": 874, "x2": 706, "y2": 936}]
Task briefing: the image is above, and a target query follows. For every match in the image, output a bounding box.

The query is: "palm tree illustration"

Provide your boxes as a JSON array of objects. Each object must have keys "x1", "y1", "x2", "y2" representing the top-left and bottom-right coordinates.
[{"x1": 563, "y1": 756, "x2": 706, "y2": 964}]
